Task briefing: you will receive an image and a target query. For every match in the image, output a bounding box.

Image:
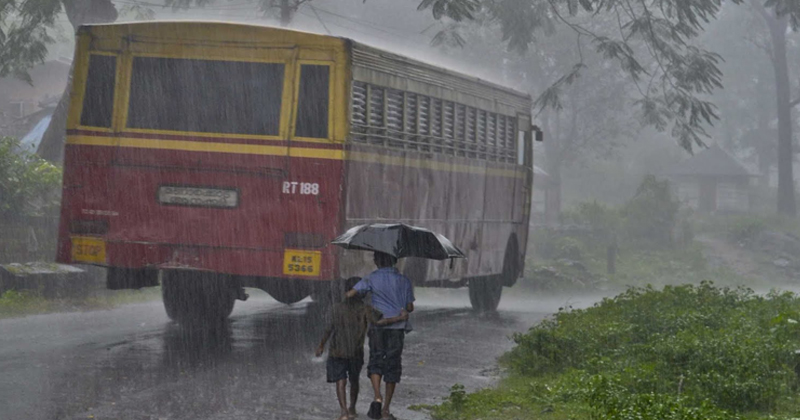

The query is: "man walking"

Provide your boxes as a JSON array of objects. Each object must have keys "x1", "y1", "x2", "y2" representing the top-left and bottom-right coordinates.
[{"x1": 346, "y1": 252, "x2": 415, "y2": 420}]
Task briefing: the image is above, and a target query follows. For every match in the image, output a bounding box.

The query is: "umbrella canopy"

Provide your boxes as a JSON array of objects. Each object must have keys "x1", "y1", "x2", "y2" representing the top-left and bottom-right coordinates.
[{"x1": 331, "y1": 223, "x2": 466, "y2": 260}]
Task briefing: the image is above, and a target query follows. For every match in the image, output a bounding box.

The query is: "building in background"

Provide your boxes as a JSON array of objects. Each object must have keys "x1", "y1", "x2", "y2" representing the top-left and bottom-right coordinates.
[
  {"x1": 664, "y1": 144, "x2": 753, "y2": 213},
  {"x1": 0, "y1": 58, "x2": 70, "y2": 145}
]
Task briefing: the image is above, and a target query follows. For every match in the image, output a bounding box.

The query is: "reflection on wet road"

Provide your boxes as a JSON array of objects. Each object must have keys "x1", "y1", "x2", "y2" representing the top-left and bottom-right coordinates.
[{"x1": 0, "y1": 289, "x2": 554, "y2": 420}]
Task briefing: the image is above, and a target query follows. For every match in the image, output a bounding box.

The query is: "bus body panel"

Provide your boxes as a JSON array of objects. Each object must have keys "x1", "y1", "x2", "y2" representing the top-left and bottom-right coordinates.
[
  {"x1": 58, "y1": 22, "x2": 350, "y2": 281},
  {"x1": 339, "y1": 41, "x2": 533, "y2": 284},
  {"x1": 339, "y1": 145, "x2": 529, "y2": 283},
  {"x1": 57, "y1": 21, "x2": 532, "y2": 289}
]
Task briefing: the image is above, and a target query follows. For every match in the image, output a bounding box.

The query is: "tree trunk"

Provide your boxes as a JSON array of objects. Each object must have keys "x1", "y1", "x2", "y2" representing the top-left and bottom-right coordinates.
[
  {"x1": 753, "y1": 0, "x2": 796, "y2": 216},
  {"x1": 37, "y1": 74, "x2": 72, "y2": 162},
  {"x1": 768, "y1": 15, "x2": 795, "y2": 216},
  {"x1": 280, "y1": 0, "x2": 292, "y2": 26},
  {"x1": 37, "y1": 0, "x2": 118, "y2": 163},
  {"x1": 543, "y1": 110, "x2": 562, "y2": 224}
]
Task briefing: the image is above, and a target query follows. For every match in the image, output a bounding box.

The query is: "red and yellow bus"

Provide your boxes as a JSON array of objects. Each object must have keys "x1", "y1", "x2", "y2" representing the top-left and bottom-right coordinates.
[{"x1": 57, "y1": 21, "x2": 539, "y2": 322}]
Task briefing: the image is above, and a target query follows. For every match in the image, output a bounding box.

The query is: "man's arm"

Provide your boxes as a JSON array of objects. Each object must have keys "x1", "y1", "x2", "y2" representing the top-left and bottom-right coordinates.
[
  {"x1": 375, "y1": 309, "x2": 409, "y2": 326},
  {"x1": 405, "y1": 277, "x2": 415, "y2": 313},
  {"x1": 316, "y1": 324, "x2": 333, "y2": 357},
  {"x1": 346, "y1": 277, "x2": 371, "y2": 299}
]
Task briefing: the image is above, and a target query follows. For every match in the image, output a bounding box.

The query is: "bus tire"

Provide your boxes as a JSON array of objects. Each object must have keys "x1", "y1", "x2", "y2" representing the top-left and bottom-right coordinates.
[
  {"x1": 469, "y1": 238, "x2": 518, "y2": 312},
  {"x1": 468, "y1": 276, "x2": 502, "y2": 312},
  {"x1": 500, "y1": 236, "x2": 521, "y2": 287},
  {"x1": 162, "y1": 270, "x2": 236, "y2": 325}
]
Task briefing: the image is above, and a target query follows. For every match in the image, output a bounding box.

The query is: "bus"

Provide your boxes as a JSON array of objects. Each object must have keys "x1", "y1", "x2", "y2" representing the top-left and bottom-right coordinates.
[{"x1": 56, "y1": 21, "x2": 540, "y2": 323}]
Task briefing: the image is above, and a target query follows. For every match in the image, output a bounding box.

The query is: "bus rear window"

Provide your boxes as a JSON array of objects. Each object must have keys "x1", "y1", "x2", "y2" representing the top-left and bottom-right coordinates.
[
  {"x1": 80, "y1": 55, "x2": 117, "y2": 128},
  {"x1": 127, "y1": 57, "x2": 284, "y2": 136},
  {"x1": 295, "y1": 64, "x2": 330, "y2": 138}
]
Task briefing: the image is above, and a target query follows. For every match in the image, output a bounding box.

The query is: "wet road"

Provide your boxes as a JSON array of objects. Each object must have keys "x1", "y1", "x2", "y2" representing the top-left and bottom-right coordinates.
[{"x1": 0, "y1": 289, "x2": 594, "y2": 420}]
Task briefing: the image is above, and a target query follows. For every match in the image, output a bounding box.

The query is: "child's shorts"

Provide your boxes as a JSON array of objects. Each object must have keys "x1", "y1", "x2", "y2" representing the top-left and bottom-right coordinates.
[{"x1": 326, "y1": 353, "x2": 364, "y2": 383}]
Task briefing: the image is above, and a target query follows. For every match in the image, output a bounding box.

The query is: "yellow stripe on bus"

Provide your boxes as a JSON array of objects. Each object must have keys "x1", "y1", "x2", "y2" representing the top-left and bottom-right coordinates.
[
  {"x1": 66, "y1": 136, "x2": 525, "y2": 178},
  {"x1": 67, "y1": 135, "x2": 344, "y2": 160},
  {"x1": 345, "y1": 151, "x2": 527, "y2": 179}
]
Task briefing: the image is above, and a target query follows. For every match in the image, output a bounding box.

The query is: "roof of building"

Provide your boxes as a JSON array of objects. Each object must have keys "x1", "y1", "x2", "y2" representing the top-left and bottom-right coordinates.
[{"x1": 665, "y1": 144, "x2": 752, "y2": 177}]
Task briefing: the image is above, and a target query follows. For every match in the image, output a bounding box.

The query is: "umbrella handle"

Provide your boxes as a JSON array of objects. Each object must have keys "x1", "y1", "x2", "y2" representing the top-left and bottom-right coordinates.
[{"x1": 449, "y1": 258, "x2": 454, "y2": 270}]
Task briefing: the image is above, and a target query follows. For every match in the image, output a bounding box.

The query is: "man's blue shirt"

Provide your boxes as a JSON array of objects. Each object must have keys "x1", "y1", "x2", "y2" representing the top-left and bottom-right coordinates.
[{"x1": 354, "y1": 267, "x2": 415, "y2": 330}]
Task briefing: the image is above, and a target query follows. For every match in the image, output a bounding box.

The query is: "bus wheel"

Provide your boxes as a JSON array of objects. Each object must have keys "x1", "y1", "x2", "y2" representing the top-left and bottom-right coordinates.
[
  {"x1": 162, "y1": 270, "x2": 236, "y2": 325},
  {"x1": 468, "y1": 276, "x2": 502, "y2": 312},
  {"x1": 499, "y1": 236, "x2": 521, "y2": 287},
  {"x1": 469, "y1": 238, "x2": 518, "y2": 312}
]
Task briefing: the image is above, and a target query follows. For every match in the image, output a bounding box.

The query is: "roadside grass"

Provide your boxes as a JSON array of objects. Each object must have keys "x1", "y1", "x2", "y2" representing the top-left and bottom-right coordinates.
[
  {"x1": 427, "y1": 283, "x2": 800, "y2": 420},
  {"x1": 0, "y1": 287, "x2": 162, "y2": 319}
]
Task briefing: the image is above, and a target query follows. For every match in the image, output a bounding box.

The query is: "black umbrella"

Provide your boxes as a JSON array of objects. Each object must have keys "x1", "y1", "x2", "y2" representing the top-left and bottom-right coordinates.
[{"x1": 331, "y1": 223, "x2": 466, "y2": 260}]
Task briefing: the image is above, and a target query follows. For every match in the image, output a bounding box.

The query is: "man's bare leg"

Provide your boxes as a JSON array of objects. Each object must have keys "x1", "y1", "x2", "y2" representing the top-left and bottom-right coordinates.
[
  {"x1": 382, "y1": 382, "x2": 396, "y2": 418},
  {"x1": 349, "y1": 379, "x2": 360, "y2": 417},
  {"x1": 336, "y1": 379, "x2": 349, "y2": 420}
]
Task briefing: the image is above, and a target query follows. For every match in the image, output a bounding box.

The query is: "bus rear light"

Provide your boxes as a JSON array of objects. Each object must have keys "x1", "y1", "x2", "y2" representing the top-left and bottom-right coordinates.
[
  {"x1": 284, "y1": 232, "x2": 326, "y2": 248},
  {"x1": 70, "y1": 220, "x2": 109, "y2": 235}
]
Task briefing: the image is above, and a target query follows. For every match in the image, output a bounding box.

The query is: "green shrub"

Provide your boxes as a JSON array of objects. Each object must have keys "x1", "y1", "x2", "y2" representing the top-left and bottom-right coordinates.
[
  {"x1": 622, "y1": 175, "x2": 680, "y2": 247},
  {"x1": 588, "y1": 374, "x2": 739, "y2": 420},
  {"x1": 726, "y1": 216, "x2": 768, "y2": 244},
  {"x1": 503, "y1": 283, "x2": 800, "y2": 413},
  {"x1": 0, "y1": 136, "x2": 62, "y2": 220}
]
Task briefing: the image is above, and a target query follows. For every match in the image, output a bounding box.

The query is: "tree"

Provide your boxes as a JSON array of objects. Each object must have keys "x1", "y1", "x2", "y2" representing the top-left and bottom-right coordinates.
[
  {"x1": 0, "y1": 0, "x2": 118, "y2": 161},
  {"x1": 697, "y1": 5, "x2": 775, "y2": 189},
  {"x1": 750, "y1": 0, "x2": 796, "y2": 215},
  {"x1": 35, "y1": 0, "x2": 118, "y2": 162},
  {"x1": 452, "y1": 0, "x2": 800, "y2": 216}
]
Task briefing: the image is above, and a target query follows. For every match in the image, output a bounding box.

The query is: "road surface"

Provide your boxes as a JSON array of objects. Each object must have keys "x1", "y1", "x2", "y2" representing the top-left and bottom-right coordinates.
[{"x1": 0, "y1": 288, "x2": 597, "y2": 420}]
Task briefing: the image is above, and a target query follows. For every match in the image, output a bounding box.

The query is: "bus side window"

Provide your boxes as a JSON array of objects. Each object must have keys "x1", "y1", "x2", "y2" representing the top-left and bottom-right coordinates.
[
  {"x1": 295, "y1": 64, "x2": 330, "y2": 139},
  {"x1": 80, "y1": 55, "x2": 117, "y2": 128}
]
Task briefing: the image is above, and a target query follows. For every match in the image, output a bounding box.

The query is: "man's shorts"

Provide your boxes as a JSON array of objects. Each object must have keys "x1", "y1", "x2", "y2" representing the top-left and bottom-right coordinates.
[
  {"x1": 367, "y1": 328, "x2": 405, "y2": 383},
  {"x1": 326, "y1": 354, "x2": 364, "y2": 383}
]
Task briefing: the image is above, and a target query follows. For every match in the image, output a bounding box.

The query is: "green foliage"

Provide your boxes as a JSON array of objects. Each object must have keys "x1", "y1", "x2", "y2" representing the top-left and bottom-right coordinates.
[
  {"x1": 588, "y1": 375, "x2": 739, "y2": 420},
  {"x1": 562, "y1": 201, "x2": 622, "y2": 237},
  {"x1": 622, "y1": 175, "x2": 681, "y2": 247},
  {"x1": 432, "y1": 284, "x2": 800, "y2": 419},
  {"x1": 0, "y1": 287, "x2": 162, "y2": 319},
  {"x1": 0, "y1": 289, "x2": 49, "y2": 317},
  {"x1": 0, "y1": 137, "x2": 62, "y2": 219},
  {"x1": 447, "y1": 384, "x2": 468, "y2": 412},
  {"x1": 504, "y1": 283, "x2": 800, "y2": 413},
  {"x1": 726, "y1": 216, "x2": 768, "y2": 245},
  {"x1": 0, "y1": 0, "x2": 61, "y2": 80}
]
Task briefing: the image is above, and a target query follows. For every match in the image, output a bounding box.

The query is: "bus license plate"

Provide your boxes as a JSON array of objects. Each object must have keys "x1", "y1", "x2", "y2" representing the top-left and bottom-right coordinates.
[
  {"x1": 157, "y1": 186, "x2": 238, "y2": 208},
  {"x1": 71, "y1": 236, "x2": 106, "y2": 263},
  {"x1": 283, "y1": 249, "x2": 321, "y2": 276}
]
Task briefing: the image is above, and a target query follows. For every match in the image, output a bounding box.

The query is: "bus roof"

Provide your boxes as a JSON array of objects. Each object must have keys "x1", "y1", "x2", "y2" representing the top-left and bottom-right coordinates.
[{"x1": 80, "y1": 21, "x2": 532, "y2": 108}]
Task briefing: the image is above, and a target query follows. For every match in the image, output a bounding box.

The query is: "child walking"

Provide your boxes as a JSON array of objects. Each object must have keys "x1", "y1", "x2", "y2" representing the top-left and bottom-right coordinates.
[{"x1": 317, "y1": 277, "x2": 408, "y2": 420}]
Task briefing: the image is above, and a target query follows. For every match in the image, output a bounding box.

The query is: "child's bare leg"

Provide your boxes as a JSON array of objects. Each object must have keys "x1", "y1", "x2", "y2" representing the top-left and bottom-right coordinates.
[
  {"x1": 336, "y1": 379, "x2": 349, "y2": 419},
  {"x1": 349, "y1": 379, "x2": 359, "y2": 415},
  {"x1": 370, "y1": 373, "x2": 382, "y2": 402}
]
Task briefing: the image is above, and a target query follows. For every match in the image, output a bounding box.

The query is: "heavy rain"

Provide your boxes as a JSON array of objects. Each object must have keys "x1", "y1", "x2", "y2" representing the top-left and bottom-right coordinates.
[{"x1": 3, "y1": 0, "x2": 800, "y2": 419}]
